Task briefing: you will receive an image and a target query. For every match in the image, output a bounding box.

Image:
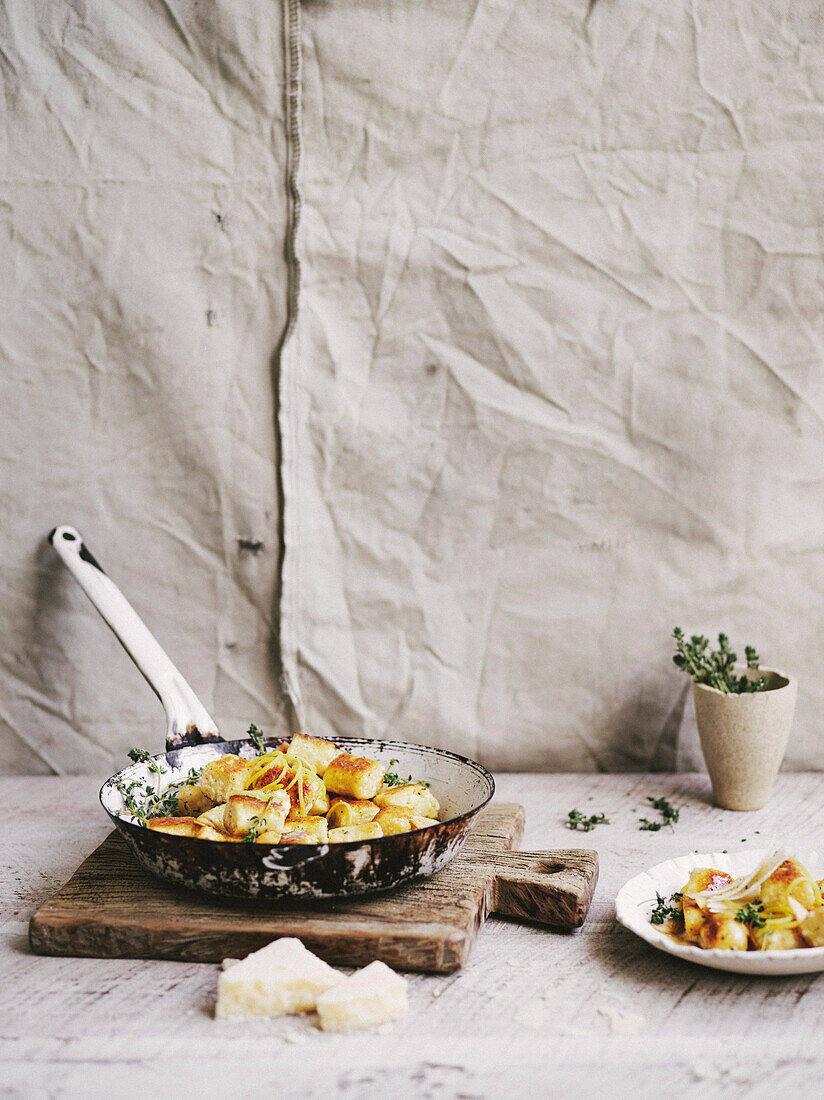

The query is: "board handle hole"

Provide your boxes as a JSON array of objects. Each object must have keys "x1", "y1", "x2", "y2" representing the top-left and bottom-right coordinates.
[{"x1": 534, "y1": 860, "x2": 566, "y2": 876}]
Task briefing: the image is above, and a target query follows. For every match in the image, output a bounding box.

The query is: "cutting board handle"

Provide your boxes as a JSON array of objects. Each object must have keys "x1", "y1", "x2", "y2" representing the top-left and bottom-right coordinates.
[{"x1": 488, "y1": 848, "x2": 599, "y2": 929}]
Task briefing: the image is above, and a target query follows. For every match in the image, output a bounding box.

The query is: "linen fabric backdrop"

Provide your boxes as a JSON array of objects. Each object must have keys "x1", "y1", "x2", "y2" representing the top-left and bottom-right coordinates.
[{"x1": 2, "y1": 0, "x2": 824, "y2": 776}]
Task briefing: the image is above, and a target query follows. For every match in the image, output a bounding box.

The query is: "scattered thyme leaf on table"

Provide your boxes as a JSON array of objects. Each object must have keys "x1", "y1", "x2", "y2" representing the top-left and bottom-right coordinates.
[
  {"x1": 649, "y1": 891, "x2": 683, "y2": 925},
  {"x1": 638, "y1": 795, "x2": 680, "y2": 832},
  {"x1": 672, "y1": 626, "x2": 768, "y2": 693},
  {"x1": 567, "y1": 808, "x2": 610, "y2": 832}
]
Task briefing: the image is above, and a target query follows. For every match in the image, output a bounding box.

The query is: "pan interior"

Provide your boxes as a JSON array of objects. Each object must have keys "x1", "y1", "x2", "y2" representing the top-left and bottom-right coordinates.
[{"x1": 101, "y1": 736, "x2": 494, "y2": 828}]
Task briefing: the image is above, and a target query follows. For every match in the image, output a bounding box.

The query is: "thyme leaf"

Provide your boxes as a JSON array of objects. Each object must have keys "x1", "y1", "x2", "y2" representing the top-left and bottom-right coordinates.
[
  {"x1": 639, "y1": 796, "x2": 680, "y2": 832},
  {"x1": 383, "y1": 758, "x2": 430, "y2": 788},
  {"x1": 383, "y1": 759, "x2": 408, "y2": 787},
  {"x1": 118, "y1": 749, "x2": 203, "y2": 824},
  {"x1": 243, "y1": 814, "x2": 264, "y2": 843},
  {"x1": 650, "y1": 891, "x2": 683, "y2": 925},
  {"x1": 672, "y1": 627, "x2": 768, "y2": 693},
  {"x1": 735, "y1": 901, "x2": 766, "y2": 929},
  {"x1": 567, "y1": 808, "x2": 610, "y2": 832},
  {"x1": 246, "y1": 724, "x2": 267, "y2": 755}
]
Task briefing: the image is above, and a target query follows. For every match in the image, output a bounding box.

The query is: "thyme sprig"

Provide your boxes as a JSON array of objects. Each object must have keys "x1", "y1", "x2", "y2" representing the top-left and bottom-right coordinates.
[
  {"x1": 116, "y1": 747, "x2": 203, "y2": 824},
  {"x1": 638, "y1": 796, "x2": 680, "y2": 832},
  {"x1": 650, "y1": 891, "x2": 683, "y2": 925},
  {"x1": 567, "y1": 808, "x2": 610, "y2": 832},
  {"x1": 383, "y1": 759, "x2": 409, "y2": 787},
  {"x1": 735, "y1": 901, "x2": 766, "y2": 929},
  {"x1": 246, "y1": 724, "x2": 267, "y2": 755},
  {"x1": 672, "y1": 627, "x2": 768, "y2": 694},
  {"x1": 383, "y1": 758, "x2": 430, "y2": 788},
  {"x1": 243, "y1": 814, "x2": 264, "y2": 844}
]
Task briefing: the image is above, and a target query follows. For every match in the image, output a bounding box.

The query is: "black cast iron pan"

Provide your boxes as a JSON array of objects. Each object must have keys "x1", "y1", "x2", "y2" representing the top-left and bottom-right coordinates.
[{"x1": 49, "y1": 525, "x2": 495, "y2": 901}]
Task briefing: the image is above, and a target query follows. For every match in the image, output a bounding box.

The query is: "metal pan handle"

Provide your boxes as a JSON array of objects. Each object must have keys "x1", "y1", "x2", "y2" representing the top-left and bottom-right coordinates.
[{"x1": 49, "y1": 525, "x2": 221, "y2": 752}]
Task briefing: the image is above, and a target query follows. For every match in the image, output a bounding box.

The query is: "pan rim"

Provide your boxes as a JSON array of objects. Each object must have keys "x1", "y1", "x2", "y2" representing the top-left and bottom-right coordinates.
[{"x1": 99, "y1": 734, "x2": 496, "y2": 846}]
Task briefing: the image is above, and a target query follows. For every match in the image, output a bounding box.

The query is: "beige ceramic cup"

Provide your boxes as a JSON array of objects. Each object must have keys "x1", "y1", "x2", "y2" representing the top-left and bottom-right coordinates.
[{"x1": 692, "y1": 667, "x2": 797, "y2": 811}]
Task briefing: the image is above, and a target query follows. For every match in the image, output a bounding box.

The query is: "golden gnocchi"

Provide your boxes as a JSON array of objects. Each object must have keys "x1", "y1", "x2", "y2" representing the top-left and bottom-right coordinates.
[
  {"x1": 652, "y1": 851, "x2": 824, "y2": 951},
  {"x1": 142, "y1": 734, "x2": 441, "y2": 845},
  {"x1": 323, "y1": 755, "x2": 385, "y2": 801}
]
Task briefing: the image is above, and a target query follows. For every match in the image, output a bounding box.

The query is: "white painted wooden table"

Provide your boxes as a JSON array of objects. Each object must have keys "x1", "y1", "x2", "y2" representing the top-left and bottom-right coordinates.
[{"x1": 2, "y1": 773, "x2": 823, "y2": 1099}]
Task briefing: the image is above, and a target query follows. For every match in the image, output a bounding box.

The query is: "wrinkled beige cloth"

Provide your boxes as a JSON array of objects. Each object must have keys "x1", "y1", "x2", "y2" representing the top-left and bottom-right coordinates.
[
  {"x1": 2, "y1": 1, "x2": 824, "y2": 776},
  {"x1": 0, "y1": 1, "x2": 292, "y2": 772},
  {"x1": 282, "y1": 0, "x2": 824, "y2": 771}
]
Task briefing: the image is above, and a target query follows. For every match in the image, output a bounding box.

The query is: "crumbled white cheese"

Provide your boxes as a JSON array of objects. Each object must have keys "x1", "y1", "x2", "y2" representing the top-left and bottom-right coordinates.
[
  {"x1": 316, "y1": 960, "x2": 407, "y2": 1032},
  {"x1": 215, "y1": 937, "x2": 344, "y2": 1020}
]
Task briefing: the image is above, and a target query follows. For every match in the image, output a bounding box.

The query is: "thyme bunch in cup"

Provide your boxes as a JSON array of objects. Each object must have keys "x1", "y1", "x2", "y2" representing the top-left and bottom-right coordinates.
[{"x1": 672, "y1": 628, "x2": 768, "y2": 694}]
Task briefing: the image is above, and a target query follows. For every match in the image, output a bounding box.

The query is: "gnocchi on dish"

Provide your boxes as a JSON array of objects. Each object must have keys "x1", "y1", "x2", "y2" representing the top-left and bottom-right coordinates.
[
  {"x1": 652, "y1": 851, "x2": 824, "y2": 951},
  {"x1": 140, "y1": 735, "x2": 441, "y2": 844}
]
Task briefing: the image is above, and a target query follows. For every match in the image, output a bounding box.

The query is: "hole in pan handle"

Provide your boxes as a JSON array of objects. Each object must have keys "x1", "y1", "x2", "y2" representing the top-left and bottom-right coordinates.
[
  {"x1": 48, "y1": 524, "x2": 222, "y2": 752},
  {"x1": 487, "y1": 848, "x2": 599, "y2": 929}
]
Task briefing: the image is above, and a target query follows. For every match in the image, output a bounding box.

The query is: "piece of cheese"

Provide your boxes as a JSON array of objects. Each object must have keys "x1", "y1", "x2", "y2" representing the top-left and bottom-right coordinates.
[
  {"x1": 316, "y1": 960, "x2": 407, "y2": 1032},
  {"x1": 215, "y1": 938, "x2": 344, "y2": 1020}
]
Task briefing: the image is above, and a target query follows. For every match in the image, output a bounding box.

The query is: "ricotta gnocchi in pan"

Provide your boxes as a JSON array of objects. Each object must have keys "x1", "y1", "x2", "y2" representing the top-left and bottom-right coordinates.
[
  {"x1": 136, "y1": 733, "x2": 441, "y2": 844},
  {"x1": 652, "y1": 850, "x2": 824, "y2": 951}
]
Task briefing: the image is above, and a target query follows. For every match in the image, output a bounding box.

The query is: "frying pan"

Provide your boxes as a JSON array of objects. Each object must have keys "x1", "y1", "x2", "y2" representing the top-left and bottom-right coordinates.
[{"x1": 49, "y1": 525, "x2": 495, "y2": 900}]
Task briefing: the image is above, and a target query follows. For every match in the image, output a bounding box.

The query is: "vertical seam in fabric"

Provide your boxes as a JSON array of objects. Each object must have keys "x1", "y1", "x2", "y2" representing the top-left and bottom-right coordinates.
[
  {"x1": 283, "y1": 0, "x2": 302, "y2": 345},
  {"x1": 277, "y1": 0, "x2": 304, "y2": 727}
]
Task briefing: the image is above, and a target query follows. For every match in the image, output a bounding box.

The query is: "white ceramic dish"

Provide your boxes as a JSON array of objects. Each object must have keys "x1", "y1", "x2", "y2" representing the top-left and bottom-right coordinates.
[{"x1": 615, "y1": 847, "x2": 824, "y2": 976}]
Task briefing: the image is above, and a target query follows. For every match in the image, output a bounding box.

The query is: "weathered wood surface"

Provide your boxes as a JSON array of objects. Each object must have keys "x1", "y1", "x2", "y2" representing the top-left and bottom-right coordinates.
[
  {"x1": 488, "y1": 848, "x2": 599, "y2": 928},
  {"x1": 29, "y1": 804, "x2": 598, "y2": 970},
  {"x1": 4, "y1": 773, "x2": 824, "y2": 1098},
  {"x1": 29, "y1": 803, "x2": 519, "y2": 971}
]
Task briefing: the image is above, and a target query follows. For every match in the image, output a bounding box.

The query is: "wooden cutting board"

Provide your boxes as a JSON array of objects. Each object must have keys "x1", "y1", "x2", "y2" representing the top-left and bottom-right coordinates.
[{"x1": 29, "y1": 801, "x2": 598, "y2": 973}]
